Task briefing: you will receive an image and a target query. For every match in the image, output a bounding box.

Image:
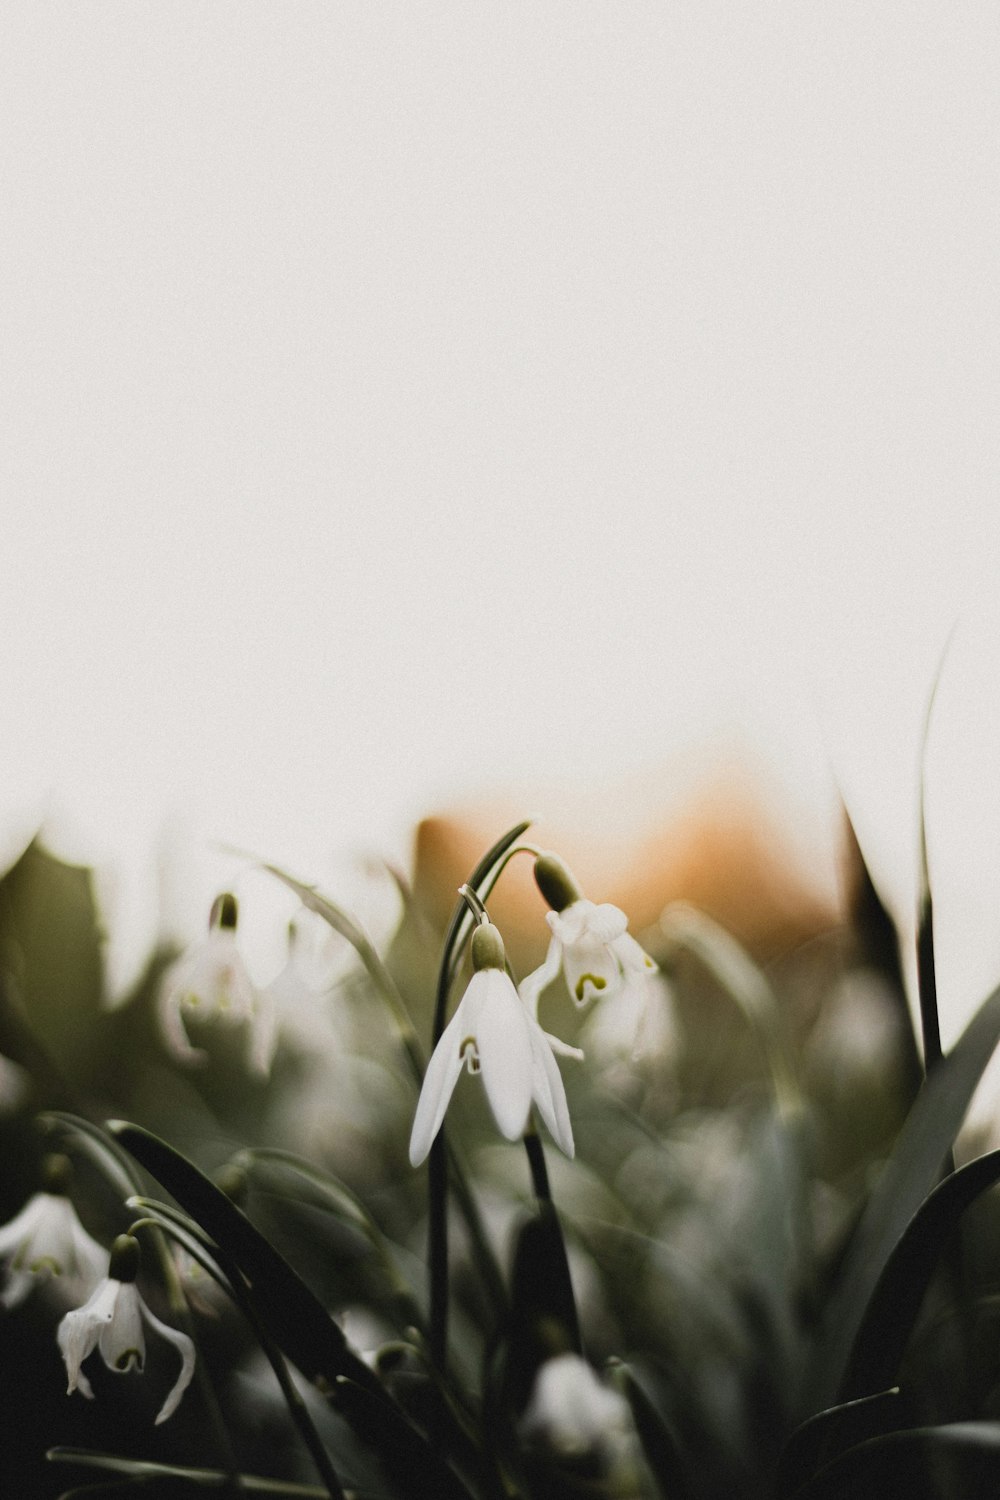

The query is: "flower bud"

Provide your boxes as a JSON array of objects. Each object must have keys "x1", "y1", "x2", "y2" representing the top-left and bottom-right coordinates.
[
  {"x1": 216, "y1": 1163, "x2": 248, "y2": 1206},
  {"x1": 210, "y1": 892, "x2": 239, "y2": 932},
  {"x1": 41, "y1": 1153, "x2": 73, "y2": 1197},
  {"x1": 109, "y1": 1234, "x2": 141, "y2": 1284},
  {"x1": 533, "y1": 853, "x2": 583, "y2": 913},
  {"x1": 471, "y1": 921, "x2": 506, "y2": 973}
]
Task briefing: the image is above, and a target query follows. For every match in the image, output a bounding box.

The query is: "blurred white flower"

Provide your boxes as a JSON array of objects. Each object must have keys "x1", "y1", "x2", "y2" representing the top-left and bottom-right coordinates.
[
  {"x1": 58, "y1": 1237, "x2": 195, "y2": 1426},
  {"x1": 521, "y1": 1352, "x2": 632, "y2": 1458},
  {"x1": 259, "y1": 917, "x2": 337, "y2": 1057},
  {"x1": 0, "y1": 1189, "x2": 107, "y2": 1310},
  {"x1": 409, "y1": 923, "x2": 576, "y2": 1166},
  {"x1": 582, "y1": 970, "x2": 677, "y2": 1072},
  {"x1": 159, "y1": 893, "x2": 275, "y2": 1075}
]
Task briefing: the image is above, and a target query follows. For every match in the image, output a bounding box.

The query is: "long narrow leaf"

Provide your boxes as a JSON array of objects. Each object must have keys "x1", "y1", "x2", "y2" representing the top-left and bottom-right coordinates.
[
  {"x1": 839, "y1": 1149, "x2": 1000, "y2": 1401},
  {"x1": 794, "y1": 1421, "x2": 1000, "y2": 1500},
  {"x1": 774, "y1": 1389, "x2": 902, "y2": 1499},
  {"x1": 808, "y1": 977, "x2": 1000, "y2": 1409}
]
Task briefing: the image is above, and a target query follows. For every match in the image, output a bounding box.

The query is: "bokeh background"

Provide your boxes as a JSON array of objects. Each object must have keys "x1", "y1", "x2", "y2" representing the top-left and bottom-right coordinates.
[{"x1": 3, "y1": 3, "x2": 1000, "y2": 1040}]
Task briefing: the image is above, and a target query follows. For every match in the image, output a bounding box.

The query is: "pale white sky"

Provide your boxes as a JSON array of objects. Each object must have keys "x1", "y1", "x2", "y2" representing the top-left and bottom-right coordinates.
[{"x1": 2, "y1": 5, "x2": 1000, "y2": 1037}]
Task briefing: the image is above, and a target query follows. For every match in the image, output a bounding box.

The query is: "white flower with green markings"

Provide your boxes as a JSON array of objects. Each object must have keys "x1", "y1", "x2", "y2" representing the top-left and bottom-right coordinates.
[
  {"x1": 409, "y1": 921, "x2": 576, "y2": 1166},
  {"x1": 57, "y1": 1235, "x2": 196, "y2": 1426},
  {"x1": 520, "y1": 852, "x2": 657, "y2": 1014},
  {"x1": 0, "y1": 1157, "x2": 107, "y2": 1309}
]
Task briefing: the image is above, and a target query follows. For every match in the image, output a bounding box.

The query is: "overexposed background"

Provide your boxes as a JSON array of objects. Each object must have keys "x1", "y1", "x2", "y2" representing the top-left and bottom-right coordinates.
[{"x1": 2, "y1": 5, "x2": 1000, "y2": 1036}]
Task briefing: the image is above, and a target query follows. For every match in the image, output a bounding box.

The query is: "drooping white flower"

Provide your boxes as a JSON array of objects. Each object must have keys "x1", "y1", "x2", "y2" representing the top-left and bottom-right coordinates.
[
  {"x1": 521, "y1": 1352, "x2": 632, "y2": 1458},
  {"x1": 546, "y1": 899, "x2": 656, "y2": 1006},
  {"x1": 57, "y1": 1235, "x2": 196, "y2": 1426},
  {"x1": 521, "y1": 857, "x2": 657, "y2": 1016},
  {"x1": 0, "y1": 1177, "x2": 107, "y2": 1310},
  {"x1": 409, "y1": 921, "x2": 576, "y2": 1166},
  {"x1": 159, "y1": 892, "x2": 275, "y2": 1076}
]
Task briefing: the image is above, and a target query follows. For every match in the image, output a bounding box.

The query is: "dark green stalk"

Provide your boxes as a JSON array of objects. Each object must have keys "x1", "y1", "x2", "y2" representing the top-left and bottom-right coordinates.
[{"x1": 426, "y1": 822, "x2": 530, "y2": 1374}]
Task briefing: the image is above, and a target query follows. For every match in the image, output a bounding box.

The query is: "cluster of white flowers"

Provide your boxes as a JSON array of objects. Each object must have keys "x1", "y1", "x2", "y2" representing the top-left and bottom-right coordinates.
[
  {"x1": 0, "y1": 850, "x2": 657, "y2": 1440},
  {"x1": 409, "y1": 851, "x2": 658, "y2": 1165}
]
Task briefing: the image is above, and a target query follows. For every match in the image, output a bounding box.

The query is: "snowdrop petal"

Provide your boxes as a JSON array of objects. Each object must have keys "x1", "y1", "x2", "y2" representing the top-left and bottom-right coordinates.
[
  {"x1": 475, "y1": 972, "x2": 534, "y2": 1141},
  {"x1": 139, "y1": 1301, "x2": 197, "y2": 1424},
  {"x1": 0, "y1": 1193, "x2": 48, "y2": 1257},
  {"x1": 527, "y1": 1026, "x2": 575, "y2": 1158},
  {"x1": 519, "y1": 936, "x2": 563, "y2": 1022},
  {"x1": 99, "y1": 1282, "x2": 146, "y2": 1372},
  {"x1": 562, "y1": 940, "x2": 622, "y2": 1007},
  {"x1": 1, "y1": 1193, "x2": 106, "y2": 1305},
  {"x1": 58, "y1": 1278, "x2": 120, "y2": 1394},
  {"x1": 609, "y1": 930, "x2": 658, "y2": 975},
  {"x1": 409, "y1": 1005, "x2": 468, "y2": 1166}
]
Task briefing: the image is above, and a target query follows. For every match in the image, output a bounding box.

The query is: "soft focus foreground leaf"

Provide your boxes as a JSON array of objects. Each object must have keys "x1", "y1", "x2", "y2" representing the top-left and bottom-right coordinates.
[
  {"x1": 234, "y1": 1148, "x2": 423, "y2": 1328},
  {"x1": 330, "y1": 1379, "x2": 476, "y2": 1500},
  {"x1": 108, "y1": 1121, "x2": 378, "y2": 1389},
  {"x1": 500, "y1": 1204, "x2": 582, "y2": 1417},
  {"x1": 839, "y1": 1149, "x2": 1000, "y2": 1402},
  {"x1": 809, "y1": 977, "x2": 1000, "y2": 1409},
  {"x1": 774, "y1": 1388, "x2": 902, "y2": 1499},
  {"x1": 657, "y1": 904, "x2": 800, "y2": 1115},
  {"x1": 0, "y1": 842, "x2": 103, "y2": 1081},
  {"x1": 110, "y1": 1124, "x2": 476, "y2": 1499},
  {"x1": 609, "y1": 1361, "x2": 690, "y2": 1500},
  {"x1": 794, "y1": 1421, "x2": 1000, "y2": 1500}
]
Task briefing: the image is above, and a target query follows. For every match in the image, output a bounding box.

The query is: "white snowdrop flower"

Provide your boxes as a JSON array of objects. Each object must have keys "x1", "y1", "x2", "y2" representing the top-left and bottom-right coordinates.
[
  {"x1": 521, "y1": 1352, "x2": 632, "y2": 1458},
  {"x1": 521, "y1": 853, "x2": 657, "y2": 1014},
  {"x1": 57, "y1": 1235, "x2": 195, "y2": 1426},
  {"x1": 159, "y1": 893, "x2": 275, "y2": 1076},
  {"x1": 0, "y1": 1158, "x2": 107, "y2": 1310},
  {"x1": 409, "y1": 921, "x2": 576, "y2": 1167}
]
